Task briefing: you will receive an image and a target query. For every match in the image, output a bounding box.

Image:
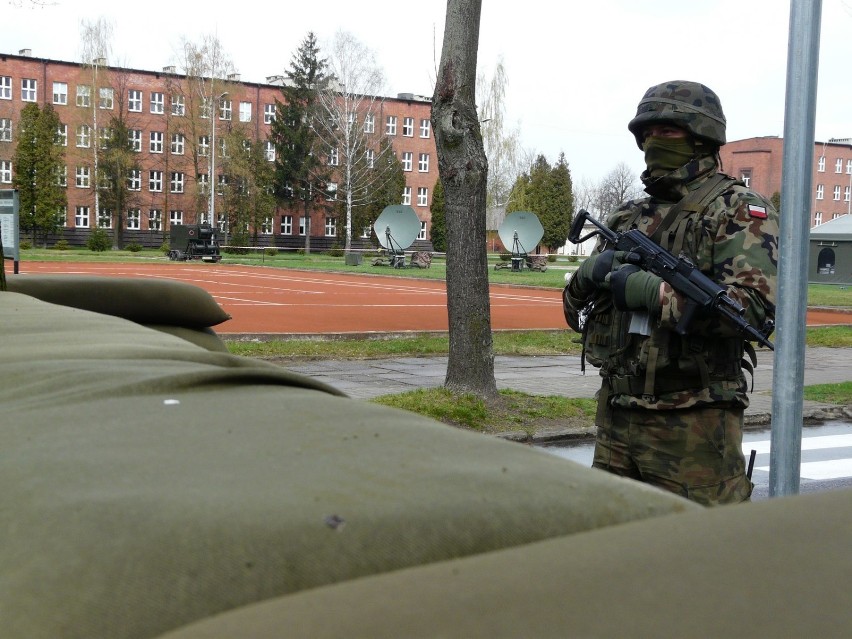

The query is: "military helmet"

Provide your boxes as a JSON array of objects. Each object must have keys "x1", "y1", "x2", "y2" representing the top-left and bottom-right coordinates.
[{"x1": 627, "y1": 80, "x2": 726, "y2": 149}]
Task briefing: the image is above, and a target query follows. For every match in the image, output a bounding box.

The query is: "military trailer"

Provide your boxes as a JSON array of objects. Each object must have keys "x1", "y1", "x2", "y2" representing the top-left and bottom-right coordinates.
[{"x1": 167, "y1": 224, "x2": 222, "y2": 263}]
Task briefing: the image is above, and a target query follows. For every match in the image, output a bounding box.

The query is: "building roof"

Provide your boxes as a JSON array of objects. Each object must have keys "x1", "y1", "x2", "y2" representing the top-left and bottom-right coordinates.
[{"x1": 810, "y1": 213, "x2": 852, "y2": 241}]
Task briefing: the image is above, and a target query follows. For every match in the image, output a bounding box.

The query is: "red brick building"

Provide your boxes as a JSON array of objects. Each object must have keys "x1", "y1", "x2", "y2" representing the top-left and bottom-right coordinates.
[
  {"x1": 0, "y1": 50, "x2": 438, "y2": 249},
  {"x1": 720, "y1": 136, "x2": 852, "y2": 227}
]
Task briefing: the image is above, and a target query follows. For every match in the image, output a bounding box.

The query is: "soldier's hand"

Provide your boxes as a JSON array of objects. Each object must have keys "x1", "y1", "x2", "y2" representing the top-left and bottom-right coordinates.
[
  {"x1": 572, "y1": 250, "x2": 631, "y2": 293},
  {"x1": 609, "y1": 264, "x2": 663, "y2": 312}
]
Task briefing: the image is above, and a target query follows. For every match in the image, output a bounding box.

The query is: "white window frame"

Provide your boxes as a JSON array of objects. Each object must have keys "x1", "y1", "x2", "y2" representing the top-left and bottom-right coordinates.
[
  {"x1": 171, "y1": 95, "x2": 185, "y2": 116},
  {"x1": 198, "y1": 135, "x2": 210, "y2": 157},
  {"x1": 420, "y1": 119, "x2": 431, "y2": 138},
  {"x1": 150, "y1": 92, "x2": 165, "y2": 114},
  {"x1": 99, "y1": 87, "x2": 114, "y2": 110},
  {"x1": 833, "y1": 185, "x2": 841, "y2": 201},
  {"x1": 76, "y1": 124, "x2": 91, "y2": 148},
  {"x1": 326, "y1": 182, "x2": 337, "y2": 201},
  {"x1": 0, "y1": 160, "x2": 11, "y2": 183},
  {"x1": 97, "y1": 208, "x2": 113, "y2": 229},
  {"x1": 21, "y1": 78, "x2": 37, "y2": 102},
  {"x1": 818, "y1": 156, "x2": 826, "y2": 172},
  {"x1": 299, "y1": 216, "x2": 306, "y2": 236},
  {"x1": 149, "y1": 170, "x2": 163, "y2": 192},
  {"x1": 52, "y1": 81, "x2": 68, "y2": 105},
  {"x1": 363, "y1": 113, "x2": 375, "y2": 133},
  {"x1": 0, "y1": 118, "x2": 11, "y2": 142},
  {"x1": 328, "y1": 147, "x2": 339, "y2": 166},
  {"x1": 149, "y1": 209, "x2": 162, "y2": 231},
  {"x1": 170, "y1": 133, "x2": 185, "y2": 155},
  {"x1": 265, "y1": 141, "x2": 275, "y2": 162},
  {"x1": 814, "y1": 211, "x2": 822, "y2": 225},
  {"x1": 264, "y1": 103, "x2": 276, "y2": 124},
  {"x1": 219, "y1": 98, "x2": 232, "y2": 121},
  {"x1": 385, "y1": 115, "x2": 397, "y2": 135},
  {"x1": 170, "y1": 172, "x2": 185, "y2": 193},
  {"x1": 845, "y1": 185, "x2": 851, "y2": 203},
  {"x1": 417, "y1": 187, "x2": 428, "y2": 207},
  {"x1": 150, "y1": 131, "x2": 164, "y2": 154},
  {"x1": 75, "y1": 205, "x2": 90, "y2": 228},
  {"x1": 836, "y1": 158, "x2": 843, "y2": 173},
  {"x1": 75, "y1": 166, "x2": 91, "y2": 188},
  {"x1": 280, "y1": 215, "x2": 293, "y2": 235},
  {"x1": 56, "y1": 165, "x2": 67, "y2": 187},
  {"x1": 402, "y1": 152, "x2": 413, "y2": 172},
  {"x1": 129, "y1": 89, "x2": 142, "y2": 112},
  {"x1": 0, "y1": 76, "x2": 11, "y2": 100},
  {"x1": 365, "y1": 149, "x2": 375, "y2": 168},
  {"x1": 418, "y1": 153, "x2": 429, "y2": 172},
  {"x1": 325, "y1": 215, "x2": 337, "y2": 236},
  {"x1": 128, "y1": 169, "x2": 141, "y2": 191},
  {"x1": 169, "y1": 210, "x2": 183, "y2": 227},
  {"x1": 130, "y1": 129, "x2": 142, "y2": 152},
  {"x1": 402, "y1": 186, "x2": 412, "y2": 205},
  {"x1": 816, "y1": 184, "x2": 824, "y2": 200},
  {"x1": 127, "y1": 208, "x2": 141, "y2": 230},
  {"x1": 402, "y1": 117, "x2": 414, "y2": 137},
  {"x1": 418, "y1": 220, "x2": 427, "y2": 240},
  {"x1": 197, "y1": 172, "x2": 209, "y2": 195},
  {"x1": 56, "y1": 124, "x2": 67, "y2": 146},
  {"x1": 239, "y1": 101, "x2": 252, "y2": 122},
  {"x1": 76, "y1": 84, "x2": 90, "y2": 107}
]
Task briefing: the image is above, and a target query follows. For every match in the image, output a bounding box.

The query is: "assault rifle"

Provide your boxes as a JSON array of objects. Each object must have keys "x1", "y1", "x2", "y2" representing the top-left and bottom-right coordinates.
[{"x1": 569, "y1": 209, "x2": 774, "y2": 350}]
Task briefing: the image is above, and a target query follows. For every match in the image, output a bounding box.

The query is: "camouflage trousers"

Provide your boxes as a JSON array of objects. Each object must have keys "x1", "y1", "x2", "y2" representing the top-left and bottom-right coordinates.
[{"x1": 592, "y1": 403, "x2": 753, "y2": 507}]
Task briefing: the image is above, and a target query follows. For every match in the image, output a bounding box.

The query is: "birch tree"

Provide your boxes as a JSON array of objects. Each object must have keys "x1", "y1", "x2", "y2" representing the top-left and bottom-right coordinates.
[{"x1": 432, "y1": 0, "x2": 497, "y2": 399}]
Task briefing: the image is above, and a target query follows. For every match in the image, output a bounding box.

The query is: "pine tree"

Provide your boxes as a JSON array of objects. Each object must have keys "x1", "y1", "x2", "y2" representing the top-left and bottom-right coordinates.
[
  {"x1": 541, "y1": 152, "x2": 573, "y2": 252},
  {"x1": 270, "y1": 31, "x2": 329, "y2": 253},
  {"x1": 429, "y1": 178, "x2": 446, "y2": 252},
  {"x1": 13, "y1": 103, "x2": 66, "y2": 246}
]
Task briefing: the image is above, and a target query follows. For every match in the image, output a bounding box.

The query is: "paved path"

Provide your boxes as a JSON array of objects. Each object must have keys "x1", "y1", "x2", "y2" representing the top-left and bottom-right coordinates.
[{"x1": 283, "y1": 346, "x2": 852, "y2": 425}]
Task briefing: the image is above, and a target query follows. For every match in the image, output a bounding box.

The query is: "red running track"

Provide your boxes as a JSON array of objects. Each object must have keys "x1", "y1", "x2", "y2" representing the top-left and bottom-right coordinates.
[{"x1": 15, "y1": 261, "x2": 850, "y2": 335}]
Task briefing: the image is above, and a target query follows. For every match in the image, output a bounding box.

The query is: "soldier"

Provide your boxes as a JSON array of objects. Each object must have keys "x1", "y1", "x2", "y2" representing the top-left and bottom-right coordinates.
[{"x1": 563, "y1": 80, "x2": 779, "y2": 506}]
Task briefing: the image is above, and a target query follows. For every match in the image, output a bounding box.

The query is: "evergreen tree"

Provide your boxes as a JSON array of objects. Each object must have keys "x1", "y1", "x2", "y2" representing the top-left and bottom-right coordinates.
[
  {"x1": 270, "y1": 31, "x2": 329, "y2": 253},
  {"x1": 357, "y1": 137, "x2": 405, "y2": 243},
  {"x1": 429, "y1": 178, "x2": 446, "y2": 252},
  {"x1": 540, "y1": 152, "x2": 573, "y2": 252},
  {"x1": 13, "y1": 103, "x2": 66, "y2": 246}
]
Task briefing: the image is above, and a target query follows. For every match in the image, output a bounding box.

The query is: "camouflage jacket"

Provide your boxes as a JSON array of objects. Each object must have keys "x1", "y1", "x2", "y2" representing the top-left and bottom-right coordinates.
[{"x1": 564, "y1": 156, "x2": 779, "y2": 410}]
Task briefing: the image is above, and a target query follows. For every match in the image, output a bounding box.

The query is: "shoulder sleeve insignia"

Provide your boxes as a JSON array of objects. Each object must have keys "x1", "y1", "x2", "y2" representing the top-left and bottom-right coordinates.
[{"x1": 747, "y1": 204, "x2": 768, "y2": 219}]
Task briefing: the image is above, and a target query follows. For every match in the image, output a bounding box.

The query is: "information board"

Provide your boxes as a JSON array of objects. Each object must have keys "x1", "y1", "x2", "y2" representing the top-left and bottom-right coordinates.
[{"x1": 0, "y1": 189, "x2": 20, "y2": 274}]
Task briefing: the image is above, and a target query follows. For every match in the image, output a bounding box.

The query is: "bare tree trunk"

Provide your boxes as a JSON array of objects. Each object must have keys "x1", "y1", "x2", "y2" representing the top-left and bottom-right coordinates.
[{"x1": 432, "y1": 0, "x2": 497, "y2": 399}]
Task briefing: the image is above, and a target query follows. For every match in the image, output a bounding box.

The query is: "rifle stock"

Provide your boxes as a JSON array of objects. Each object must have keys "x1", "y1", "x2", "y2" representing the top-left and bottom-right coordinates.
[{"x1": 569, "y1": 209, "x2": 774, "y2": 350}]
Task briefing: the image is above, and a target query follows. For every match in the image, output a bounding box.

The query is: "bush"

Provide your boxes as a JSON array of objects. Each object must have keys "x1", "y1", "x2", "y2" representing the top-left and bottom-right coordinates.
[
  {"x1": 53, "y1": 239, "x2": 70, "y2": 251},
  {"x1": 263, "y1": 247, "x2": 279, "y2": 256},
  {"x1": 19, "y1": 240, "x2": 32, "y2": 250},
  {"x1": 567, "y1": 255, "x2": 579, "y2": 263},
  {"x1": 87, "y1": 228, "x2": 112, "y2": 252},
  {"x1": 327, "y1": 247, "x2": 344, "y2": 257},
  {"x1": 126, "y1": 242, "x2": 143, "y2": 253},
  {"x1": 160, "y1": 242, "x2": 170, "y2": 255},
  {"x1": 547, "y1": 254, "x2": 557, "y2": 263}
]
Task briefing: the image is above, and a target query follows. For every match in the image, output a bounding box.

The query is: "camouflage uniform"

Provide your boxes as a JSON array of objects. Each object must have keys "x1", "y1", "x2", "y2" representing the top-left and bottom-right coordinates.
[{"x1": 563, "y1": 81, "x2": 779, "y2": 507}]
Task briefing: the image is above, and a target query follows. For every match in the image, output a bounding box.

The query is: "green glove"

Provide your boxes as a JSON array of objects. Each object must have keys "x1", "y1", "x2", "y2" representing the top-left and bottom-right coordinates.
[
  {"x1": 609, "y1": 264, "x2": 663, "y2": 312},
  {"x1": 572, "y1": 250, "x2": 628, "y2": 293}
]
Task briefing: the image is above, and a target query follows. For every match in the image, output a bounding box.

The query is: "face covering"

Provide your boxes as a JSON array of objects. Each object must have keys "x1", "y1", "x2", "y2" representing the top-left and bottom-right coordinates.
[{"x1": 642, "y1": 136, "x2": 696, "y2": 173}]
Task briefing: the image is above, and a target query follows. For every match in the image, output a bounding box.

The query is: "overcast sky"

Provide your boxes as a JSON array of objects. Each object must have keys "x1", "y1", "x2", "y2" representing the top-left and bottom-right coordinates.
[{"x1": 7, "y1": 0, "x2": 852, "y2": 187}]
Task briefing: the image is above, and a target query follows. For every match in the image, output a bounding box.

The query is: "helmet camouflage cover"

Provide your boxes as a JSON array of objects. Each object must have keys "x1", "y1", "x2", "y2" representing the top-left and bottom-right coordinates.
[{"x1": 628, "y1": 80, "x2": 727, "y2": 149}]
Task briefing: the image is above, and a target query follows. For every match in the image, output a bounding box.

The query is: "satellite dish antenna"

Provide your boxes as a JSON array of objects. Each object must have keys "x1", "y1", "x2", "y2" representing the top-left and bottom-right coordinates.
[
  {"x1": 374, "y1": 205, "x2": 421, "y2": 268},
  {"x1": 497, "y1": 211, "x2": 544, "y2": 271}
]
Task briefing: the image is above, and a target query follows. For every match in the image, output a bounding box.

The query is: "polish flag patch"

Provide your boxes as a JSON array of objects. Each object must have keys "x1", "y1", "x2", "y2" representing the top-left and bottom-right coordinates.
[{"x1": 747, "y1": 204, "x2": 768, "y2": 219}]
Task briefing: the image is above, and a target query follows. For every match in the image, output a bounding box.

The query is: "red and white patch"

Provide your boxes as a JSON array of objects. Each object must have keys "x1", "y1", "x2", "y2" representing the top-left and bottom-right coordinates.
[{"x1": 747, "y1": 204, "x2": 768, "y2": 219}]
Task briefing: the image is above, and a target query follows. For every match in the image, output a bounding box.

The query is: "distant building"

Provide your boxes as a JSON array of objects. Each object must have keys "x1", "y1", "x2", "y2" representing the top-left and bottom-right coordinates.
[
  {"x1": 720, "y1": 136, "x2": 852, "y2": 227},
  {"x1": 810, "y1": 214, "x2": 852, "y2": 285},
  {"x1": 0, "y1": 49, "x2": 438, "y2": 250}
]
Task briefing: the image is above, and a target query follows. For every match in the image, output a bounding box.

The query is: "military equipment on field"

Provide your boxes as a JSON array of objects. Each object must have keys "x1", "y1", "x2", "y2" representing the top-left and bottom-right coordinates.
[
  {"x1": 168, "y1": 224, "x2": 222, "y2": 263},
  {"x1": 569, "y1": 209, "x2": 774, "y2": 350},
  {"x1": 495, "y1": 211, "x2": 546, "y2": 272},
  {"x1": 373, "y1": 205, "x2": 421, "y2": 268}
]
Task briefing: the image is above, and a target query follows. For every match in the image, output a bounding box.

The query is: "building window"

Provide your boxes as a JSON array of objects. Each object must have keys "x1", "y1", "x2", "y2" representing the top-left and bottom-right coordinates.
[
  {"x1": 327, "y1": 147, "x2": 339, "y2": 166},
  {"x1": 402, "y1": 117, "x2": 414, "y2": 137},
  {"x1": 149, "y1": 209, "x2": 162, "y2": 231},
  {"x1": 326, "y1": 182, "x2": 337, "y2": 201},
  {"x1": 420, "y1": 119, "x2": 431, "y2": 138},
  {"x1": 128, "y1": 89, "x2": 142, "y2": 112},
  {"x1": 21, "y1": 78, "x2": 37, "y2": 102},
  {"x1": 217, "y1": 174, "x2": 227, "y2": 195},
  {"x1": 264, "y1": 103, "x2": 276, "y2": 124},
  {"x1": 0, "y1": 118, "x2": 10, "y2": 142},
  {"x1": 170, "y1": 133, "x2": 185, "y2": 155},
  {"x1": 76, "y1": 84, "x2": 90, "y2": 107},
  {"x1": 260, "y1": 217, "x2": 273, "y2": 235},
  {"x1": 814, "y1": 211, "x2": 822, "y2": 225},
  {"x1": 99, "y1": 87, "x2": 114, "y2": 110},
  {"x1": 816, "y1": 247, "x2": 835, "y2": 274},
  {"x1": 127, "y1": 208, "x2": 141, "y2": 230},
  {"x1": 363, "y1": 113, "x2": 375, "y2": 133},
  {"x1": 76, "y1": 125, "x2": 91, "y2": 148},
  {"x1": 98, "y1": 127, "x2": 111, "y2": 149},
  {"x1": 171, "y1": 95, "x2": 185, "y2": 116},
  {"x1": 198, "y1": 135, "x2": 209, "y2": 157},
  {"x1": 150, "y1": 131, "x2": 164, "y2": 154},
  {"x1": 150, "y1": 92, "x2": 164, "y2": 114},
  {"x1": 299, "y1": 216, "x2": 306, "y2": 236},
  {"x1": 169, "y1": 210, "x2": 183, "y2": 226},
  {"x1": 239, "y1": 101, "x2": 252, "y2": 122},
  {"x1": 170, "y1": 172, "x2": 185, "y2": 193},
  {"x1": 418, "y1": 220, "x2": 427, "y2": 240},
  {"x1": 847, "y1": 159, "x2": 852, "y2": 175},
  {"x1": 402, "y1": 152, "x2": 413, "y2": 171},
  {"x1": 280, "y1": 215, "x2": 293, "y2": 235},
  {"x1": 128, "y1": 169, "x2": 141, "y2": 191},
  {"x1": 75, "y1": 205, "x2": 90, "y2": 228},
  {"x1": 130, "y1": 129, "x2": 142, "y2": 152},
  {"x1": 402, "y1": 186, "x2": 411, "y2": 205},
  {"x1": 56, "y1": 124, "x2": 67, "y2": 146},
  {"x1": 365, "y1": 149, "x2": 375, "y2": 168},
  {"x1": 740, "y1": 169, "x2": 751, "y2": 188},
  {"x1": 833, "y1": 185, "x2": 841, "y2": 201},
  {"x1": 836, "y1": 158, "x2": 843, "y2": 173},
  {"x1": 97, "y1": 209, "x2": 113, "y2": 228},
  {"x1": 417, "y1": 187, "x2": 428, "y2": 206},
  {"x1": 75, "y1": 166, "x2": 90, "y2": 188},
  {"x1": 385, "y1": 115, "x2": 397, "y2": 135},
  {"x1": 149, "y1": 170, "x2": 163, "y2": 192},
  {"x1": 265, "y1": 141, "x2": 275, "y2": 162},
  {"x1": 55, "y1": 205, "x2": 67, "y2": 225},
  {"x1": 0, "y1": 76, "x2": 11, "y2": 100},
  {"x1": 197, "y1": 172, "x2": 209, "y2": 195},
  {"x1": 56, "y1": 165, "x2": 67, "y2": 187},
  {"x1": 200, "y1": 98, "x2": 212, "y2": 120},
  {"x1": 418, "y1": 153, "x2": 430, "y2": 172},
  {"x1": 219, "y1": 98, "x2": 232, "y2": 121},
  {"x1": 53, "y1": 81, "x2": 68, "y2": 105},
  {"x1": 325, "y1": 216, "x2": 337, "y2": 236},
  {"x1": 845, "y1": 186, "x2": 851, "y2": 203},
  {"x1": 0, "y1": 160, "x2": 11, "y2": 183},
  {"x1": 361, "y1": 222, "x2": 372, "y2": 238},
  {"x1": 818, "y1": 156, "x2": 825, "y2": 172},
  {"x1": 816, "y1": 184, "x2": 824, "y2": 200}
]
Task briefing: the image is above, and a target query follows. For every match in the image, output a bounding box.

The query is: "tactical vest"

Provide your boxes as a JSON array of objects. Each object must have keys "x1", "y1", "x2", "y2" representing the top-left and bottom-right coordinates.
[{"x1": 582, "y1": 173, "x2": 753, "y2": 402}]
